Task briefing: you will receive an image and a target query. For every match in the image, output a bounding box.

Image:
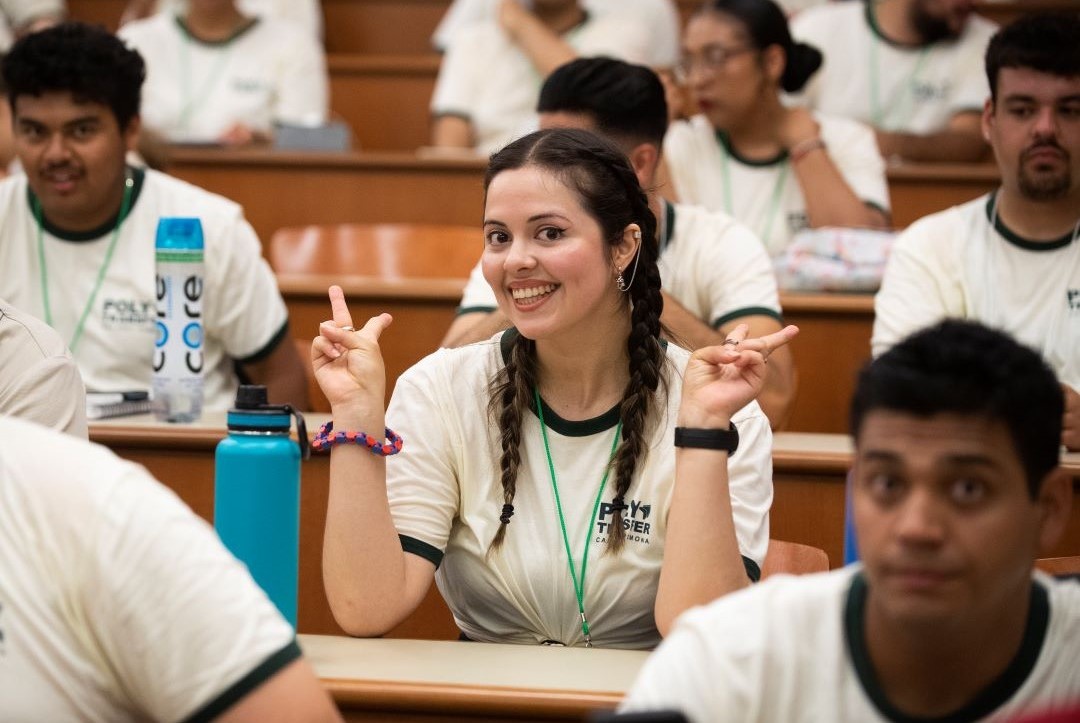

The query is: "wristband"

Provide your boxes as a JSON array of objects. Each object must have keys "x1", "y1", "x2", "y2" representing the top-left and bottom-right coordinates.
[
  {"x1": 789, "y1": 136, "x2": 826, "y2": 164},
  {"x1": 674, "y1": 423, "x2": 739, "y2": 453},
  {"x1": 311, "y1": 420, "x2": 403, "y2": 455}
]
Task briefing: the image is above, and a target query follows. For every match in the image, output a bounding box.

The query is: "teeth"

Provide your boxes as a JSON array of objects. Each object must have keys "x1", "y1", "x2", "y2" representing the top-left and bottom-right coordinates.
[{"x1": 511, "y1": 284, "x2": 556, "y2": 300}]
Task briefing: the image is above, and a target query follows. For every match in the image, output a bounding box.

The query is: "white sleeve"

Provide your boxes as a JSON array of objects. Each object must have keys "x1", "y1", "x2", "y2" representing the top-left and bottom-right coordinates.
[
  {"x1": 0, "y1": 0, "x2": 62, "y2": 27},
  {"x1": 204, "y1": 214, "x2": 290, "y2": 361},
  {"x1": 662, "y1": 120, "x2": 700, "y2": 205},
  {"x1": 727, "y1": 402, "x2": 772, "y2": 575},
  {"x1": 430, "y1": 27, "x2": 481, "y2": 118},
  {"x1": 458, "y1": 259, "x2": 498, "y2": 312},
  {"x1": 821, "y1": 116, "x2": 891, "y2": 214},
  {"x1": 871, "y1": 217, "x2": 964, "y2": 357},
  {"x1": 273, "y1": 30, "x2": 328, "y2": 126},
  {"x1": 0, "y1": 353, "x2": 87, "y2": 438},
  {"x1": 385, "y1": 356, "x2": 462, "y2": 560},
  {"x1": 82, "y1": 459, "x2": 297, "y2": 723},
  {"x1": 948, "y1": 25, "x2": 995, "y2": 116},
  {"x1": 703, "y1": 222, "x2": 782, "y2": 328},
  {"x1": 431, "y1": 0, "x2": 495, "y2": 52}
]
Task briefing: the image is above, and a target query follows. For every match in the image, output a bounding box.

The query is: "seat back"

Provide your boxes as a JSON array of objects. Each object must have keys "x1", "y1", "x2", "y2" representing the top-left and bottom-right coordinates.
[{"x1": 761, "y1": 539, "x2": 831, "y2": 579}]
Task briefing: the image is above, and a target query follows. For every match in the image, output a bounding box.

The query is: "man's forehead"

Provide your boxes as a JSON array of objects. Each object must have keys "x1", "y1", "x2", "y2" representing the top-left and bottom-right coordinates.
[
  {"x1": 13, "y1": 91, "x2": 110, "y2": 120},
  {"x1": 996, "y1": 67, "x2": 1080, "y2": 102},
  {"x1": 854, "y1": 410, "x2": 1017, "y2": 466}
]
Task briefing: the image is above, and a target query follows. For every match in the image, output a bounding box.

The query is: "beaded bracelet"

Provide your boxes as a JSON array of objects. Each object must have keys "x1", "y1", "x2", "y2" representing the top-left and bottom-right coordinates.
[{"x1": 311, "y1": 421, "x2": 404, "y2": 456}]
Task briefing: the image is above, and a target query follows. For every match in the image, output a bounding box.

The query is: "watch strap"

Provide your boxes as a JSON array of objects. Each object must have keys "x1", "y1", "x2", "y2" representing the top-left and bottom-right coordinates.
[{"x1": 674, "y1": 423, "x2": 739, "y2": 453}]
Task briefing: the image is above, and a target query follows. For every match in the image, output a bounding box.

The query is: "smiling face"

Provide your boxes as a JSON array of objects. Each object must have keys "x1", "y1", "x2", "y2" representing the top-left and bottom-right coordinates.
[
  {"x1": 14, "y1": 91, "x2": 137, "y2": 232},
  {"x1": 984, "y1": 67, "x2": 1080, "y2": 203},
  {"x1": 852, "y1": 411, "x2": 1046, "y2": 628},
  {"x1": 680, "y1": 12, "x2": 772, "y2": 132},
  {"x1": 481, "y1": 165, "x2": 632, "y2": 342}
]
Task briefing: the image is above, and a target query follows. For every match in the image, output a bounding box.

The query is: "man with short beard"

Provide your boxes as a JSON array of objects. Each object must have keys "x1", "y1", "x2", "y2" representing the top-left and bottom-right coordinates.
[
  {"x1": 789, "y1": 0, "x2": 994, "y2": 162},
  {"x1": 873, "y1": 13, "x2": 1080, "y2": 451}
]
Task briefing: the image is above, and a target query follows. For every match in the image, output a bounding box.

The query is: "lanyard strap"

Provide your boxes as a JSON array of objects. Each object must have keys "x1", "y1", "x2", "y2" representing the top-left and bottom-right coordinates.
[
  {"x1": 34, "y1": 172, "x2": 134, "y2": 354},
  {"x1": 720, "y1": 149, "x2": 789, "y2": 249},
  {"x1": 534, "y1": 387, "x2": 622, "y2": 648}
]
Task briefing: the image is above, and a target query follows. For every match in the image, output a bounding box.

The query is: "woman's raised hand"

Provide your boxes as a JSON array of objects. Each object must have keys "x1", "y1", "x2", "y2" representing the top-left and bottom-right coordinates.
[
  {"x1": 679, "y1": 324, "x2": 799, "y2": 428},
  {"x1": 311, "y1": 285, "x2": 393, "y2": 417}
]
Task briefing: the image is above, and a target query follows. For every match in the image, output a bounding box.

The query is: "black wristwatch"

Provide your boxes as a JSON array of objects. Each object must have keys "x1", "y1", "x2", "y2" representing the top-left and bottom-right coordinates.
[{"x1": 674, "y1": 423, "x2": 739, "y2": 453}]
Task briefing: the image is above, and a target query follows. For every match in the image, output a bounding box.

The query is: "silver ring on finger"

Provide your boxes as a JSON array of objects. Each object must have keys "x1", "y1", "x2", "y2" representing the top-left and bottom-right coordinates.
[{"x1": 340, "y1": 325, "x2": 355, "y2": 332}]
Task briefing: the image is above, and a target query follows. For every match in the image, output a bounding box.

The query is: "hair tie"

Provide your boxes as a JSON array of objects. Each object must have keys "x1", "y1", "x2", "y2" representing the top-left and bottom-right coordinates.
[
  {"x1": 500, "y1": 503, "x2": 515, "y2": 524},
  {"x1": 609, "y1": 496, "x2": 628, "y2": 514}
]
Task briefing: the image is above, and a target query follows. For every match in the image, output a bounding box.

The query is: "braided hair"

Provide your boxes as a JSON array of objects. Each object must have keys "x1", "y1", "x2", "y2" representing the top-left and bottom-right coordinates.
[{"x1": 484, "y1": 128, "x2": 667, "y2": 554}]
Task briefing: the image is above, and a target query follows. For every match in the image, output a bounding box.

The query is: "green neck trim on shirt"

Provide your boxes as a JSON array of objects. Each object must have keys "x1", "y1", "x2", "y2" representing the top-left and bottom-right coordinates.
[
  {"x1": 844, "y1": 571, "x2": 1050, "y2": 723},
  {"x1": 715, "y1": 129, "x2": 787, "y2": 168},
  {"x1": 984, "y1": 190, "x2": 1079, "y2": 252},
  {"x1": 499, "y1": 327, "x2": 623, "y2": 437},
  {"x1": 865, "y1": 1, "x2": 934, "y2": 50},
  {"x1": 175, "y1": 14, "x2": 260, "y2": 47},
  {"x1": 27, "y1": 166, "x2": 145, "y2": 243},
  {"x1": 660, "y1": 200, "x2": 676, "y2": 252}
]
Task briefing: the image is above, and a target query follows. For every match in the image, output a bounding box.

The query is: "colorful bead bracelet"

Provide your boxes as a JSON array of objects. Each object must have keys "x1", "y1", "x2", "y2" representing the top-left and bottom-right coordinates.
[{"x1": 311, "y1": 421, "x2": 403, "y2": 456}]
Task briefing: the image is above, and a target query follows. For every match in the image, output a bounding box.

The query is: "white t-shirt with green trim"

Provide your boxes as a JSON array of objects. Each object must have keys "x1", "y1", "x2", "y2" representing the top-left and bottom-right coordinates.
[
  {"x1": 621, "y1": 566, "x2": 1080, "y2": 722},
  {"x1": 430, "y1": 16, "x2": 651, "y2": 154},
  {"x1": 872, "y1": 192, "x2": 1080, "y2": 389},
  {"x1": 457, "y1": 201, "x2": 782, "y2": 328},
  {"x1": 119, "y1": 13, "x2": 327, "y2": 143},
  {"x1": 663, "y1": 113, "x2": 890, "y2": 258},
  {"x1": 385, "y1": 333, "x2": 773, "y2": 648},
  {"x1": 0, "y1": 168, "x2": 289, "y2": 410},
  {"x1": 789, "y1": 1, "x2": 995, "y2": 134},
  {"x1": 0, "y1": 416, "x2": 298, "y2": 723}
]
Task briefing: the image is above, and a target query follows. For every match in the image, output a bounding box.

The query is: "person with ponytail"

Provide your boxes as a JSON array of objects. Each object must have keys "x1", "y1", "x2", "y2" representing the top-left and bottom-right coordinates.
[
  {"x1": 663, "y1": 0, "x2": 891, "y2": 258},
  {"x1": 313, "y1": 128, "x2": 798, "y2": 648}
]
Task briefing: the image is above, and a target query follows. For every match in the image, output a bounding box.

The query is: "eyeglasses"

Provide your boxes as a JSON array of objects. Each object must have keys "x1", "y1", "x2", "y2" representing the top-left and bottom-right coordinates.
[{"x1": 674, "y1": 44, "x2": 754, "y2": 84}]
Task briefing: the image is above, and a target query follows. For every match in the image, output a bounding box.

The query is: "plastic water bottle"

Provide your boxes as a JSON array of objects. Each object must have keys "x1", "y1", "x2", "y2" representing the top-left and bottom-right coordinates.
[
  {"x1": 153, "y1": 217, "x2": 204, "y2": 422},
  {"x1": 214, "y1": 385, "x2": 309, "y2": 627}
]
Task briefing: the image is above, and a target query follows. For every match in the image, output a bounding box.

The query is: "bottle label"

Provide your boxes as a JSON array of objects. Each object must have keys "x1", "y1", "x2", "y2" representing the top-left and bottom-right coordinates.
[{"x1": 154, "y1": 248, "x2": 205, "y2": 421}]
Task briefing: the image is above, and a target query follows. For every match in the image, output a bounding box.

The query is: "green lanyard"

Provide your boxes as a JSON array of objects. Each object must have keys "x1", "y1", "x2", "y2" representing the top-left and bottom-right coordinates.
[
  {"x1": 868, "y1": 16, "x2": 931, "y2": 128},
  {"x1": 33, "y1": 172, "x2": 134, "y2": 354},
  {"x1": 534, "y1": 387, "x2": 622, "y2": 648},
  {"x1": 177, "y1": 18, "x2": 237, "y2": 132},
  {"x1": 720, "y1": 149, "x2": 789, "y2": 250}
]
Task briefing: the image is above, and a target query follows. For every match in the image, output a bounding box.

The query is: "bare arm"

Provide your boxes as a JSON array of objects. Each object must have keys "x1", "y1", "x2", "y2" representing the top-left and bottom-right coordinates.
[
  {"x1": 498, "y1": 0, "x2": 576, "y2": 78},
  {"x1": 655, "y1": 324, "x2": 799, "y2": 635},
  {"x1": 440, "y1": 309, "x2": 510, "y2": 348},
  {"x1": 216, "y1": 658, "x2": 342, "y2": 723},
  {"x1": 782, "y1": 108, "x2": 888, "y2": 230},
  {"x1": 315, "y1": 287, "x2": 435, "y2": 635},
  {"x1": 875, "y1": 111, "x2": 989, "y2": 164},
  {"x1": 431, "y1": 115, "x2": 474, "y2": 149},
  {"x1": 238, "y1": 331, "x2": 310, "y2": 410}
]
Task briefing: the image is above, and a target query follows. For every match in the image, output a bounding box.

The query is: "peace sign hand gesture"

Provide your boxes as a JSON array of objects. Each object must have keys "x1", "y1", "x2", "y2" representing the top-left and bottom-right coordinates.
[
  {"x1": 679, "y1": 324, "x2": 800, "y2": 428},
  {"x1": 311, "y1": 285, "x2": 393, "y2": 421}
]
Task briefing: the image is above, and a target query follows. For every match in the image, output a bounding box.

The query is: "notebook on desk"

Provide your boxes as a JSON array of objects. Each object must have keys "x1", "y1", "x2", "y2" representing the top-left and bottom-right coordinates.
[{"x1": 86, "y1": 391, "x2": 153, "y2": 420}]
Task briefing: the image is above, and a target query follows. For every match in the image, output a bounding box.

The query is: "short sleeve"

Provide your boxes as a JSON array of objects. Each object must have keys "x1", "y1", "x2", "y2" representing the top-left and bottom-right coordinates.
[
  {"x1": 727, "y1": 402, "x2": 772, "y2": 573},
  {"x1": 273, "y1": 29, "x2": 328, "y2": 126},
  {"x1": 458, "y1": 260, "x2": 498, "y2": 314},
  {"x1": 384, "y1": 356, "x2": 463, "y2": 560},
  {"x1": 821, "y1": 115, "x2": 891, "y2": 214},
  {"x1": 700, "y1": 222, "x2": 782, "y2": 328},
  {"x1": 871, "y1": 216, "x2": 964, "y2": 357},
  {"x1": 203, "y1": 214, "x2": 289, "y2": 362},
  {"x1": 430, "y1": 25, "x2": 482, "y2": 119},
  {"x1": 82, "y1": 461, "x2": 296, "y2": 723},
  {"x1": 0, "y1": 353, "x2": 87, "y2": 438}
]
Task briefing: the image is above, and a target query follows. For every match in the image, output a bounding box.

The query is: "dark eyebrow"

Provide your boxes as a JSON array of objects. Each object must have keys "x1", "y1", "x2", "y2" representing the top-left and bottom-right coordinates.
[
  {"x1": 527, "y1": 213, "x2": 571, "y2": 224},
  {"x1": 482, "y1": 218, "x2": 506, "y2": 227}
]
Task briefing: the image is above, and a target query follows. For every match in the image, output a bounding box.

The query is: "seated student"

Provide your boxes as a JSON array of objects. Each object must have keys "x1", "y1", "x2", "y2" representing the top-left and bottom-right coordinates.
[
  {"x1": 118, "y1": 0, "x2": 327, "y2": 146},
  {"x1": 431, "y1": 0, "x2": 680, "y2": 69},
  {"x1": 0, "y1": 23, "x2": 309, "y2": 410},
  {"x1": 789, "y1": 0, "x2": 994, "y2": 163},
  {"x1": 0, "y1": 415, "x2": 342, "y2": 722},
  {"x1": 0, "y1": 296, "x2": 86, "y2": 437},
  {"x1": 430, "y1": 0, "x2": 650, "y2": 154},
  {"x1": 873, "y1": 13, "x2": 1080, "y2": 451},
  {"x1": 314, "y1": 128, "x2": 799, "y2": 646},
  {"x1": 664, "y1": 0, "x2": 890, "y2": 259},
  {"x1": 619, "y1": 319, "x2": 1080, "y2": 721},
  {"x1": 442, "y1": 57, "x2": 797, "y2": 429}
]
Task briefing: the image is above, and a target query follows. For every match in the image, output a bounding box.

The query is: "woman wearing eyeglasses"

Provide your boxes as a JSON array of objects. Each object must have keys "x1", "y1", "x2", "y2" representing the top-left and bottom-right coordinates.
[{"x1": 663, "y1": 0, "x2": 891, "y2": 258}]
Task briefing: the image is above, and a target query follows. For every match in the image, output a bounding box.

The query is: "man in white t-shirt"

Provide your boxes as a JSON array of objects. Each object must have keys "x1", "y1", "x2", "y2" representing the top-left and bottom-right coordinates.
[
  {"x1": 0, "y1": 416, "x2": 342, "y2": 722},
  {"x1": 441, "y1": 57, "x2": 797, "y2": 428},
  {"x1": 0, "y1": 23, "x2": 308, "y2": 410},
  {"x1": 874, "y1": 13, "x2": 1080, "y2": 451},
  {"x1": 0, "y1": 297, "x2": 86, "y2": 437},
  {"x1": 619, "y1": 319, "x2": 1080, "y2": 722},
  {"x1": 430, "y1": 0, "x2": 650, "y2": 154},
  {"x1": 789, "y1": 0, "x2": 995, "y2": 162}
]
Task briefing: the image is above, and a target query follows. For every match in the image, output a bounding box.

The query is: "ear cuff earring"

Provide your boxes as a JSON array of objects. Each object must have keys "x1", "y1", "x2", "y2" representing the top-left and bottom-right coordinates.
[{"x1": 617, "y1": 229, "x2": 643, "y2": 292}]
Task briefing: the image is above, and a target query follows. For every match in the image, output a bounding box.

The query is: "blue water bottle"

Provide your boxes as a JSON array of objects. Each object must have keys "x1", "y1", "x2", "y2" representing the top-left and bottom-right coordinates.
[
  {"x1": 214, "y1": 385, "x2": 309, "y2": 626},
  {"x1": 153, "y1": 217, "x2": 204, "y2": 422}
]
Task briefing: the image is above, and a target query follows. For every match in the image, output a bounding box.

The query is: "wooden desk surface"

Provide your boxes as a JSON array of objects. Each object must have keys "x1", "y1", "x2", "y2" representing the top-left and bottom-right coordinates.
[{"x1": 299, "y1": 634, "x2": 646, "y2": 720}]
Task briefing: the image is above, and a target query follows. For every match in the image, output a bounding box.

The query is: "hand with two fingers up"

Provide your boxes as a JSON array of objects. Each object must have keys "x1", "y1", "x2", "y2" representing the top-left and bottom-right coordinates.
[{"x1": 679, "y1": 323, "x2": 800, "y2": 429}]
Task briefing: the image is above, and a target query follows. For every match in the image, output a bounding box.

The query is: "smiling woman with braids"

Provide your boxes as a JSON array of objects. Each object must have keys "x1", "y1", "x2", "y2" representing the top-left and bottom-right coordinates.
[{"x1": 312, "y1": 128, "x2": 798, "y2": 647}]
